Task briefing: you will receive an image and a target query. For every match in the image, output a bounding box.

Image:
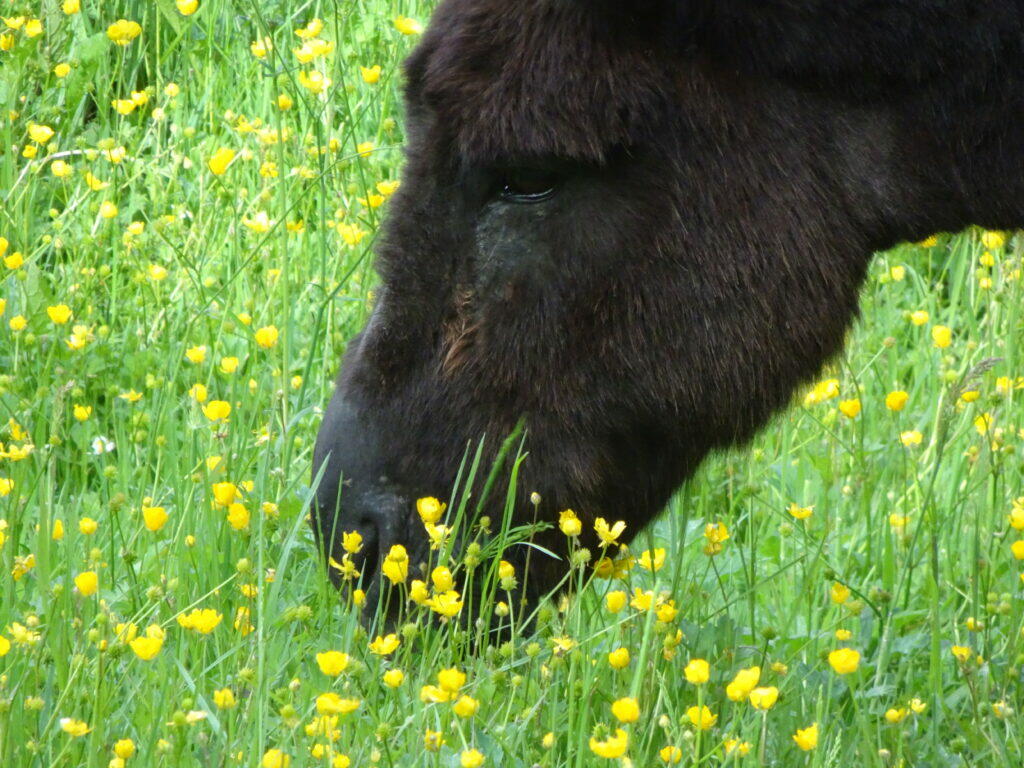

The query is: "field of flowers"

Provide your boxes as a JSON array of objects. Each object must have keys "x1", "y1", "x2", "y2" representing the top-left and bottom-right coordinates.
[{"x1": 2, "y1": 1, "x2": 1024, "y2": 766}]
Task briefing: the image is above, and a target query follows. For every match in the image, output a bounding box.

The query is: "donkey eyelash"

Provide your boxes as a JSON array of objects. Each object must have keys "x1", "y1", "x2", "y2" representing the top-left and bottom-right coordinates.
[{"x1": 495, "y1": 167, "x2": 561, "y2": 203}]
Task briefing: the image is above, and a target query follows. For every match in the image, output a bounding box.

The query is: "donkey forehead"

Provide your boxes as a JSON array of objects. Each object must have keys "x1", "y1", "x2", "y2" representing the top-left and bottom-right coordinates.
[{"x1": 404, "y1": 0, "x2": 677, "y2": 164}]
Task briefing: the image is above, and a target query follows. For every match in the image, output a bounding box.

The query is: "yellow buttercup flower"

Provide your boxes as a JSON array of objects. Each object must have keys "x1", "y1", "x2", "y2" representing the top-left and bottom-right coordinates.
[
  {"x1": 4, "y1": 250, "x2": 24, "y2": 269},
  {"x1": 28, "y1": 123, "x2": 54, "y2": 143},
  {"x1": 107, "y1": 19, "x2": 142, "y2": 46},
  {"x1": 208, "y1": 147, "x2": 235, "y2": 175},
  {"x1": 293, "y1": 38, "x2": 334, "y2": 63},
  {"x1": 885, "y1": 707, "x2": 909, "y2": 724},
  {"x1": 47, "y1": 304, "x2": 72, "y2": 324},
  {"x1": 703, "y1": 521, "x2": 729, "y2": 555},
  {"x1": 382, "y1": 544, "x2": 408, "y2": 584},
  {"x1": 637, "y1": 547, "x2": 665, "y2": 571},
  {"x1": 360, "y1": 65, "x2": 382, "y2": 84},
  {"x1": 803, "y1": 377, "x2": 839, "y2": 406},
  {"x1": 424, "y1": 729, "x2": 445, "y2": 752},
  {"x1": 686, "y1": 705, "x2": 717, "y2": 730},
  {"x1": 607, "y1": 647, "x2": 630, "y2": 670},
  {"x1": 129, "y1": 633, "x2": 163, "y2": 660},
  {"x1": 112, "y1": 98, "x2": 136, "y2": 115},
  {"x1": 340, "y1": 530, "x2": 363, "y2": 555},
  {"x1": 203, "y1": 400, "x2": 231, "y2": 422},
  {"x1": 211, "y1": 482, "x2": 238, "y2": 507},
  {"x1": 427, "y1": 590, "x2": 463, "y2": 617},
  {"x1": 177, "y1": 608, "x2": 223, "y2": 634},
  {"x1": 981, "y1": 230, "x2": 1006, "y2": 250},
  {"x1": 74, "y1": 570, "x2": 98, "y2": 596},
  {"x1": 315, "y1": 692, "x2": 360, "y2": 715},
  {"x1": 416, "y1": 496, "x2": 446, "y2": 524},
  {"x1": 185, "y1": 345, "x2": 207, "y2": 364},
  {"x1": 142, "y1": 506, "x2": 168, "y2": 532},
  {"x1": 255, "y1": 325, "x2": 279, "y2": 349},
  {"x1": 593, "y1": 517, "x2": 626, "y2": 546},
  {"x1": 885, "y1": 390, "x2": 909, "y2": 411},
  {"x1": 659, "y1": 745, "x2": 683, "y2": 764},
  {"x1": 394, "y1": 16, "x2": 423, "y2": 35},
  {"x1": 176, "y1": 0, "x2": 199, "y2": 15},
  {"x1": 113, "y1": 739, "x2": 135, "y2": 759},
  {"x1": 725, "y1": 666, "x2": 760, "y2": 701},
  {"x1": 831, "y1": 582, "x2": 851, "y2": 604},
  {"x1": 60, "y1": 718, "x2": 91, "y2": 737},
  {"x1": 838, "y1": 398, "x2": 861, "y2": 418},
  {"x1": 828, "y1": 647, "x2": 860, "y2": 675},
  {"x1": 558, "y1": 508, "x2": 582, "y2": 536},
  {"x1": 932, "y1": 325, "x2": 952, "y2": 348},
  {"x1": 1009, "y1": 540, "x2": 1024, "y2": 559},
  {"x1": 748, "y1": 686, "x2": 779, "y2": 711},
  {"x1": 369, "y1": 634, "x2": 399, "y2": 655},
  {"x1": 788, "y1": 503, "x2": 813, "y2": 520},
  {"x1": 974, "y1": 412, "x2": 992, "y2": 435},
  {"x1": 610, "y1": 697, "x2": 639, "y2": 723},
  {"x1": 261, "y1": 749, "x2": 290, "y2": 768},
  {"x1": 453, "y1": 694, "x2": 479, "y2": 718},
  {"x1": 951, "y1": 645, "x2": 972, "y2": 663},
  {"x1": 900, "y1": 430, "x2": 923, "y2": 447},
  {"x1": 889, "y1": 513, "x2": 910, "y2": 532},
  {"x1": 316, "y1": 650, "x2": 350, "y2": 676},
  {"x1": 226, "y1": 503, "x2": 249, "y2": 530},
  {"x1": 298, "y1": 70, "x2": 331, "y2": 94},
  {"x1": 605, "y1": 590, "x2": 627, "y2": 613},
  {"x1": 242, "y1": 211, "x2": 273, "y2": 233},
  {"x1": 792, "y1": 723, "x2": 819, "y2": 751},
  {"x1": 683, "y1": 658, "x2": 710, "y2": 685},
  {"x1": 588, "y1": 728, "x2": 628, "y2": 758}
]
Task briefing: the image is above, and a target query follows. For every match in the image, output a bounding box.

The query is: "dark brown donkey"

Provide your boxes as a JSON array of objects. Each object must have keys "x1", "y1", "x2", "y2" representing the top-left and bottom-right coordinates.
[{"x1": 313, "y1": 0, "x2": 1024, "y2": 607}]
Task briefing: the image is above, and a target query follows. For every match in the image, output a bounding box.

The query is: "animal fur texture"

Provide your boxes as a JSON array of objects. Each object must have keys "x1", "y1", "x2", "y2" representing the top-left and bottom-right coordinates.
[{"x1": 313, "y1": 0, "x2": 1024, "y2": 604}]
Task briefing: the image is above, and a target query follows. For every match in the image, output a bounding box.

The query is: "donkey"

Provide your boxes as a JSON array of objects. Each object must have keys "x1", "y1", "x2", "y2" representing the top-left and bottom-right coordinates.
[{"x1": 313, "y1": 0, "x2": 1024, "y2": 606}]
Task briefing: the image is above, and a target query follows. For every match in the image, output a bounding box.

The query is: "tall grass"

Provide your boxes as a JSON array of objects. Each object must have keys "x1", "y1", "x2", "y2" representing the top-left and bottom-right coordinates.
[{"x1": 0, "y1": 1, "x2": 1022, "y2": 766}]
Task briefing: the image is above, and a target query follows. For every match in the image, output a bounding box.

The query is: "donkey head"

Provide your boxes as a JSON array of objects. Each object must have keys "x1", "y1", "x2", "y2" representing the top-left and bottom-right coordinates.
[{"x1": 313, "y1": 0, "x2": 1024, "y2": 608}]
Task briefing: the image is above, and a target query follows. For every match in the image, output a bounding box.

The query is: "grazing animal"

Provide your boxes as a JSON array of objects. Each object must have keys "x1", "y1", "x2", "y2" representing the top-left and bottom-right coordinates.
[{"x1": 313, "y1": 0, "x2": 1024, "y2": 607}]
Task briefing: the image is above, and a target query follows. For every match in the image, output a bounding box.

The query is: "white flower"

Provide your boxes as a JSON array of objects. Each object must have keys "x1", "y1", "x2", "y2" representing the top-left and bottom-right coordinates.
[{"x1": 91, "y1": 436, "x2": 115, "y2": 455}]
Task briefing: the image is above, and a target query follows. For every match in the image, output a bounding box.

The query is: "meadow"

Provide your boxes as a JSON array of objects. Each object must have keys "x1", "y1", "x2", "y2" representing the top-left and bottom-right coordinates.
[{"x1": 1, "y1": 1, "x2": 1023, "y2": 766}]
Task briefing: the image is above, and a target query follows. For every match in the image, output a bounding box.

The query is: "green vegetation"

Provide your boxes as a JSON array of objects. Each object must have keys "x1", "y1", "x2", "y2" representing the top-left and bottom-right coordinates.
[{"x1": 0, "y1": 2, "x2": 1022, "y2": 765}]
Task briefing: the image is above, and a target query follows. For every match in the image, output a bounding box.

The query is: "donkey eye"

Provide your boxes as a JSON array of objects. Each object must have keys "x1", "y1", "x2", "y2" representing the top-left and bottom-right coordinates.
[{"x1": 497, "y1": 168, "x2": 559, "y2": 203}]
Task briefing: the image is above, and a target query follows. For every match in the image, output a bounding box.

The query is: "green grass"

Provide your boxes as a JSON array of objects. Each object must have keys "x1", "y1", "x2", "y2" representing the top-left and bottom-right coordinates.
[{"x1": 1, "y1": 2, "x2": 1023, "y2": 766}]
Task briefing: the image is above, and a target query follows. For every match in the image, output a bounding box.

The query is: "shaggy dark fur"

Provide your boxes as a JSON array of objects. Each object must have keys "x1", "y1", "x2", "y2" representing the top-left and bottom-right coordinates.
[{"x1": 313, "y1": 0, "x2": 1024, "y2": 607}]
